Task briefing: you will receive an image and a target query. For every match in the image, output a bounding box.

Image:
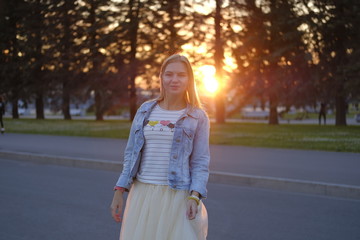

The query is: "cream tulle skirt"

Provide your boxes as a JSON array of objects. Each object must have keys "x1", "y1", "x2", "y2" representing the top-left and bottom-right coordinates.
[{"x1": 119, "y1": 180, "x2": 208, "y2": 240}]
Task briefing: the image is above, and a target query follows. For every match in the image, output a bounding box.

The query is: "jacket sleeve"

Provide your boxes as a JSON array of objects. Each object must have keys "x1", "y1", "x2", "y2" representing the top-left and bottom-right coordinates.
[
  {"x1": 189, "y1": 110, "x2": 210, "y2": 199},
  {"x1": 115, "y1": 109, "x2": 141, "y2": 190}
]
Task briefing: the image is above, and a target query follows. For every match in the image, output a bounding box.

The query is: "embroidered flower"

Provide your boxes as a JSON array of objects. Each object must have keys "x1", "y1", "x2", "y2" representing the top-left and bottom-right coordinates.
[
  {"x1": 148, "y1": 121, "x2": 159, "y2": 126},
  {"x1": 160, "y1": 120, "x2": 171, "y2": 126}
]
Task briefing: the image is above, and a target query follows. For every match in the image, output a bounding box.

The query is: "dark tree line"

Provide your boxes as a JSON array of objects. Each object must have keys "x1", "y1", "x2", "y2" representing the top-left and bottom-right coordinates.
[
  {"x1": 222, "y1": 0, "x2": 360, "y2": 125},
  {"x1": 1, "y1": 0, "x2": 359, "y2": 125}
]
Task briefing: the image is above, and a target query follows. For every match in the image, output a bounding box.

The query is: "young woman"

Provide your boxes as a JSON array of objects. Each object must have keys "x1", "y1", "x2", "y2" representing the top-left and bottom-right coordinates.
[{"x1": 110, "y1": 54, "x2": 210, "y2": 240}]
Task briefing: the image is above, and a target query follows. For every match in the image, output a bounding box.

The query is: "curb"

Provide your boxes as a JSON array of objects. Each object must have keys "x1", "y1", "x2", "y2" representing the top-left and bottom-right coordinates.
[
  {"x1": 1, "y1": 150, "x2": 360, "y2": 200},
  {"x1": 209, "y1": 171, "x2": 360, "y2": 200},
  {"x1": 0, "y1": 150, "x2": 122, "y2": 171}
]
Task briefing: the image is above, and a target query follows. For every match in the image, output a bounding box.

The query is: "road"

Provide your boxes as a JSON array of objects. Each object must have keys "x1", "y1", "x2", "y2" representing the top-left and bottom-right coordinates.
[
  {"x1": 1, "y1": 133, "x2": 360, "y2": 186},
  {"x1": 1, "y1": 158, "x2": 359, "y2": 240}
]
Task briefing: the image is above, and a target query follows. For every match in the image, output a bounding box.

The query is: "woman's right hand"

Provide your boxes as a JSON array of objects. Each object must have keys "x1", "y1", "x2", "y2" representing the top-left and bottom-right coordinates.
[{"x1": 110, "y1": 191, "x2": 124, "y2": 223}]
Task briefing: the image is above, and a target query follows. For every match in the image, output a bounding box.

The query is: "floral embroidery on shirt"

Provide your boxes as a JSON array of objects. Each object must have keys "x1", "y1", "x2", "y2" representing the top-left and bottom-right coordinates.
[
  {"x1": 148, "y1": 120, "x2": 159, "y2": 126},
  {"x1": 146, "y1": 120, "x2": 175, "y2": 132},
  {"x1": 168, "y1": 123, "x2": 175, "y2": 132},
  {"x1": 160, "y1": 120, "x2": 170, "y2": 126}
]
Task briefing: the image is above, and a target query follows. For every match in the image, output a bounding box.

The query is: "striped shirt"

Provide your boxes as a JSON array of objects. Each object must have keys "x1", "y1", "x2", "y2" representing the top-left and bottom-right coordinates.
[{"x1": 136, "y1": 104, "x2": 186, "y2": 185}]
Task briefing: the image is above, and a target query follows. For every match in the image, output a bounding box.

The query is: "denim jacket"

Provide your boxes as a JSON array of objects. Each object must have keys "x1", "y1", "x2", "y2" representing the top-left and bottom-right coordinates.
[{"x1": 115, "y1": 100, "x2": 210, "y2": 198}]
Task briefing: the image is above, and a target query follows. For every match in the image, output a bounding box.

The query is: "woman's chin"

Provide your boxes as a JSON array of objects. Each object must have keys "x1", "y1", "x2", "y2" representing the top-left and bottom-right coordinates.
[{"x1": 167, "y1": 90, "x2": 186, "y2": 96}]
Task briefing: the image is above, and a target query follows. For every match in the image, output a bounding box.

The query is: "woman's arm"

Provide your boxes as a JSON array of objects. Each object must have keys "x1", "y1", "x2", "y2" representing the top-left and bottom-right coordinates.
[
  {"x1": 186, "y1": 190, "x2": 201, "y2": 220},
  {"x1": 189, "y1": 111, "x2": 210, "y2": 199},
  {"x1": 115, "y1": 109, "x2": 141, "y2": 190},
  {"x1": 110, "y1": 109, "x2": 141, "y2": 222},
  {"x1": 110, "y1": 190, "x2": 124, "y2": 222}
]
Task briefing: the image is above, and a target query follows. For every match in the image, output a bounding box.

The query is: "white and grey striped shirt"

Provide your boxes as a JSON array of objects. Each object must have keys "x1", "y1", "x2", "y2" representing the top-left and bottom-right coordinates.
[{"x1": 136, "y1": 104, "x2": 186, "y2": 185}]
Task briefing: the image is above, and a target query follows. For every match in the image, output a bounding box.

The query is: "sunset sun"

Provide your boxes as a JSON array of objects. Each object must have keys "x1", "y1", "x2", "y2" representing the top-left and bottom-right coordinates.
[{"x1": 198, "y1": 65, "x2": 219, "y2": 95}]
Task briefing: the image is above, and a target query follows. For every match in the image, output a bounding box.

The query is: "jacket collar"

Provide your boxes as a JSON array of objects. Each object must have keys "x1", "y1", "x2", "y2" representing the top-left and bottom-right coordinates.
[{"x1": 139, "y1": 100, "x2": 199, "y2": 119}]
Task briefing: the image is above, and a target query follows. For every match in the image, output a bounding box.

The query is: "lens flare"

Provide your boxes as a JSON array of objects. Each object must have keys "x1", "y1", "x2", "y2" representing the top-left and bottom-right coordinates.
[{"x1": 198, "y1": 65, "x2": 219, "y2": 94}]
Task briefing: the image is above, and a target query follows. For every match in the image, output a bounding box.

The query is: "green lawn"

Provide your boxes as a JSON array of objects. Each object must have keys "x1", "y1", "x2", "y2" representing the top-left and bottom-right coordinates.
[
  {"x1": 210, "y1": 122, "x2": 360, "y2": 152},
  {"x1": 6, "y1": 119, "x2": 132, "y2": 139},
  {"x1": 4, "y1": 118, "x2": 360, "y2": 153}
]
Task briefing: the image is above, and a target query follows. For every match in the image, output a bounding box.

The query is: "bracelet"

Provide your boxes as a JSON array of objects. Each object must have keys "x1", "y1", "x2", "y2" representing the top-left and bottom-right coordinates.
[
  {"x1": 113, "y1": 186, "x2": 125, "y2": 193},
  {"x1": 187, "y1": 195, "x2": 200, "y2": 205}
]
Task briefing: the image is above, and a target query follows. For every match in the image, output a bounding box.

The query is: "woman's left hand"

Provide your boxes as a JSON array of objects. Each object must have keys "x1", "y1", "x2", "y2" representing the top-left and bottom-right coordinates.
[{"x1": 186, "y1": 199, "x2": 198, "y2": 220}]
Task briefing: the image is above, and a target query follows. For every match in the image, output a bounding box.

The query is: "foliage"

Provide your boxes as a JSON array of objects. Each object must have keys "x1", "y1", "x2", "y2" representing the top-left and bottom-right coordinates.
[{"x1": 1, "y1": 0, "x2": 359, "y2": 125}]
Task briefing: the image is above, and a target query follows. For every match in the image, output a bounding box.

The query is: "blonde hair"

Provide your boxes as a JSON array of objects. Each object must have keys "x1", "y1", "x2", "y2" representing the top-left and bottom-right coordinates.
[{"x1": 157, "y1": 54, "x2": 202, "y2": 108}]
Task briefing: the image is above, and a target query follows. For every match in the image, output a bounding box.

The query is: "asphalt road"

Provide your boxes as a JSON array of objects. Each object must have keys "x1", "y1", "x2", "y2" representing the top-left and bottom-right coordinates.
[
  {"x1": 1, "y1": 158, "x2": 359, "y2": 240},
  {"x1": 1, "y1": 133, "x2": 360, "y2": 186}
]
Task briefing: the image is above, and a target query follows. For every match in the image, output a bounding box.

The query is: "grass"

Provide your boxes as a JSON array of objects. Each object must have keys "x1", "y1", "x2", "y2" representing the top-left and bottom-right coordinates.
[
  {"x1": 210, "y1": 122, "x2": 360, "y2": 153},
  {"x1": 6, "y1": 119, "x2": 132, "y2": 139},
  {"x1": 3, "y1": 118, "x2": 360, "y2": 153}
]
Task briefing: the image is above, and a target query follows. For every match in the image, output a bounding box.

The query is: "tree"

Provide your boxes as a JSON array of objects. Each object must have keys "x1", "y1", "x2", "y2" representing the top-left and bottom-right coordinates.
[
  {"x1": 228, "y1": 0, "x2": 309, "y2": 124},
  {"x1": 0, "y1": 0, "x2": 29, "y2": 119},
  {"x1": 78, "y1": 0, "x2": 118, "y2": 121},
  {"x1": 57, "y1": 0, "x2": 78, "y2": 120},
  {"x1": 306, "y1": 0, "x2": 360, "y2": 126},
  {"x1": 214, "y1": 0, "x2": 225, "y2": 123},
  {"x1": 127, "y1": 0, "x2": 141, "y2": 121},
  {"x1": 23, "y1": 0, "x2": 51, "y2": 120},
  {"x1": 121, "y1": 0, "x2": 194, "y2": 120}
]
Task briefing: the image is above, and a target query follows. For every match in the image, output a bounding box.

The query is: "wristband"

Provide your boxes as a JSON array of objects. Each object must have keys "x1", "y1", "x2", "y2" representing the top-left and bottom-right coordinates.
[
  {"x1": 113, "y1": 186, "x2": 125, "y2": 193},
  {"x1": 187, "y1": 195, "x2": 200, "y2": 205}
]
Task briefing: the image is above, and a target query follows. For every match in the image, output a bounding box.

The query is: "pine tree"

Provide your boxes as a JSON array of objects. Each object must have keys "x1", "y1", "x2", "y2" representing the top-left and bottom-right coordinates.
[
  {"x1": 228, "y1": 0, "x2": 309, "y2": 125},
  {"x1": 306, "y1": 0, "x2": 360, "y2": 126}
]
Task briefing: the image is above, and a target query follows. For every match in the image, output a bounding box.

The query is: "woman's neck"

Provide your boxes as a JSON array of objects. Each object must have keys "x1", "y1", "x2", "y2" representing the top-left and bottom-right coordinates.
[{"x1": 159, "y1": 97, "x2": 187, "y2": 111}]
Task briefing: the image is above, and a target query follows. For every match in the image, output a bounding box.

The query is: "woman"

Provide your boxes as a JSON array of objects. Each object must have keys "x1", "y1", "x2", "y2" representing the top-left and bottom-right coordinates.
[{"x1": 110, "y1": 54, "x2": 210, "y2": 240}]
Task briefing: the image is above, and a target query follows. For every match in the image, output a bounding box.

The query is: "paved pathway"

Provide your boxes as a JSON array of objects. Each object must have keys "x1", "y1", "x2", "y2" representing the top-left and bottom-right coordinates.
[
  {"x1": 1, "y1": 133, "x2": 360, "y2": 187},
  {"x1": 0, "y1": 134, "x2": 360, "y2": 186}
]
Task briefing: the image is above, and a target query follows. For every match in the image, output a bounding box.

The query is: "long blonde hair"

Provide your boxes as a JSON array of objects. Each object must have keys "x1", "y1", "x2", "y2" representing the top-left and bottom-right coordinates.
[{"x1": 157, "y1": 54, "x2": 202, "y2": 108}]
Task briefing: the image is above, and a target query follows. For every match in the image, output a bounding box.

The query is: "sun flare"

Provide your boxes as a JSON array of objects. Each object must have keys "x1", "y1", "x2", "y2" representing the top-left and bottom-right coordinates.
[{"x1": 198, "y1": 65, "x2": 219, "y2": 95}]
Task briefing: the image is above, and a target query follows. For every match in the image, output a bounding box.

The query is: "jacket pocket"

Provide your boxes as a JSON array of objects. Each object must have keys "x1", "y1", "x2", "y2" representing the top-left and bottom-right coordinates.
[{"x1": 183, "y1": 128, "x2": 194, "y2": 154}]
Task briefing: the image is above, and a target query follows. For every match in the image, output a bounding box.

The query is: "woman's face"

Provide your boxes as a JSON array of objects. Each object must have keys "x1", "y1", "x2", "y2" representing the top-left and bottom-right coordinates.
[{"x1": 162, "y1": 61, "x2": 189, "y2": 98}]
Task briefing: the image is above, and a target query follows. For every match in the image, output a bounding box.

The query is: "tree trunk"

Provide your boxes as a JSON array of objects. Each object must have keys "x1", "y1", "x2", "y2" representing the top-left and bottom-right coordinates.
[
  {"x1": 129, "y1": 78, "x2": 137, "y2": 121},
  {"x1": 8, "y1": 2, "x2": 20, "y2": 120},
  {"x1": 35, "y1": 91, "x2": 45, "y2": 119},
  {"x1": 214, "y1": 0, "x2": 225, "y2": 123},
  {"x1": 335, "y1": 94, "x2": 347, "y2": 126},
  {"x1": 167, "y1": 1, "x2": 179, "y2": 53},
  {"x1": 61, "y1": 0, "x2": 74, "y2": 120},
  {"x1": 128, "y1": 0, "x2": 140, "y2": 121},
  {"x1": 215, "y1": 94, "x2": 225, "y2": 123},
  {"x1": 62, "y1": 82, "x2": 71, "y2": 120},
  {"x1": 333, "y1": 3, "x2": 348, "y2": 126},
  {"x1": 11, "y1": 97, "x2": 19, "y2": 119},
  {"x1": 34, "y1": 0, "x2": 44, "y2": 120},
  {"x1": 88, "y1": 0, "x2": 104, "y2": 121},
  {"x1": 268, "y1": 92, "x2": 279, "y2": 125},
  {"x1": 95, "y1": 89, "x2": 103, "y2": 121}
]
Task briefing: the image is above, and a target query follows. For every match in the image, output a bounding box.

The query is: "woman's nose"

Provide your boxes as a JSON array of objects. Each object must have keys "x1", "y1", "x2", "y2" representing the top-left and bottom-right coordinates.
[{"x1": 170, "y1": 74, "x2": 179, "y2": 82}]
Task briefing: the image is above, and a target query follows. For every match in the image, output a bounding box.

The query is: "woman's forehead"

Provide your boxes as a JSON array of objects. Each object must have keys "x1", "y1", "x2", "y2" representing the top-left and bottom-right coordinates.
[{"x1": 164, "y1": 62, "x2": 187, "y2": 72}]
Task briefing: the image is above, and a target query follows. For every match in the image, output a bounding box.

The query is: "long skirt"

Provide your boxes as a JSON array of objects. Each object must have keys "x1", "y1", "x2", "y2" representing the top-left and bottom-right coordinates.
[{"x1": 119, "y1": 180, "x2": 208, "y2": 240}]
